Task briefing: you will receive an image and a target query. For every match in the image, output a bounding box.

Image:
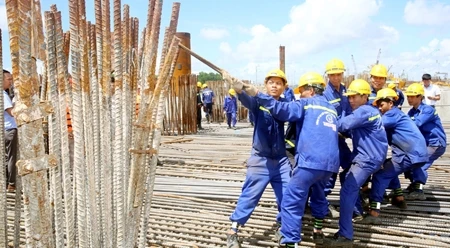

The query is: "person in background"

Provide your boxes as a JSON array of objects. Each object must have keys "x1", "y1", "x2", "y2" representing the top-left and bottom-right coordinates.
[
  {"x1": 422, "y1": 73, "x2": 441, "y2": 108},
  {"x1": 223, "y1": 89, "x2": 238, "y2": 129},
  {"x1": 388, "y1": 83, "x2": 405, "y2": 110},
  {"x1": 196, "y1": 82, "x2": 203, "y2": 130},
  {"x1": 368, "y1": 64, "x2": 389, "y2": 105},
  {"x1": 3, "y1": 69, "x2": 18, "y2": 192},
  {"x1": 404, "y1": 83, "x2": 446, "y2": 200},
  {"x1": 223, "y1": 69, "x2": 291, "y2": 248},
  {"x1": 201, "y1": 84, "x2": 215, "y2": 124}
]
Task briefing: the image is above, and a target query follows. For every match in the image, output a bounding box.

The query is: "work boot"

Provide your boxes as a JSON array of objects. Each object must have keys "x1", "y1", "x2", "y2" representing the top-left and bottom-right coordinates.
[
  {"x1": 327, "y1": 233, "x2": 353, "y2": 247},
  {"x1": 359, "y1": 215, "x2": 382, "y2": 225},
  {"x1": 406, "y1": 191, "x2": 426, "y2": 200},
  {"x1": 391, "y1": 196, "x2": 407, "y2": 209},
  {"x1": 226, "y1": 232, "x2": 241, "y2": 248},
  {"x1": 313, "y1": 231, "x2": 324, "y2": 245},
  {"x1": 327, "y1": 205, "x2": 340, "y2": 218},
  {"x1": 352, "y1": 213, "x2": 363, "y2": 222},
  {"x1": 227, "y1": 126, "x2": 231, "y2": 129},
  {"x1": 232, "y1": 126, "x2": 237, "y2": 130}
]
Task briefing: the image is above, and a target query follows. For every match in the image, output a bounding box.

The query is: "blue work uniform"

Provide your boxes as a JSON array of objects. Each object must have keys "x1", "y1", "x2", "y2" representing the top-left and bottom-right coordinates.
[
  {"x1": 255, "y1": 92, "x2": 339, "y2": 244},
  {"x1": 370, "y1": 107, "x2": 428, "y2": 204},
  {"x1": 393, "y1": 89, "x2": 405, "y2": 107},
  {"x1": 336, "y1": 105, "x2": 388, "y2": 240},
  {"x1": 229, "y1": 92, "x2": 291, "y2": 226},
  {"x1": 323, "y1": 82, "x2": 353, "y2": 196},
  {"x1": 283, "y1": 87, "x2": 295, "y2": 102},
  {"x1": 223, "y1": 95, "x2": 237, "y2": 127},
  {"x1": 202, "y1": 88, "x2": 215, "y2": 120},
  {"x1": 367, "y1": 86, "x2": 378, "y2": 106},
  {"x1": 408, "y1": 103, "x2": 447, "y2": 185}
]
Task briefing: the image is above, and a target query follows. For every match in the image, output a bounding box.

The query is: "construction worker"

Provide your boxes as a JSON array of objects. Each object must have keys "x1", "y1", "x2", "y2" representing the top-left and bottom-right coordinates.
[
  {"x1": 329, "y1": 79, "x2": 388, "y2": 246},
  {"x1": 196, "y1": 82, "x2": 203, "y2": 130},
  {"x1": 239, "y1": 72, "x2": 339, "y2": 247},
  {"x1": 3, "y1": 69, "x2": 18, "y2": 192},
  {"x1": 422, "y1": 73, "x2": 441, "y2": 108},
  {"x1": 201, "y1": 84, "x2": 215, "y2": 124},
  {"x1": 283, "y1": 83, "x2": 295, "y2": 101},
  {"x1": 360, "y1": 88, "x2": 428, "y2": 224},
  {"x1": 368, "y1": 64, "x2": 388, "y2": 105},
  {"x1": 223, "y1": 89, "x2": 238, "y2": 129},
  {"x1": 322, "y1": 58, "x2": 353, "y2": 218},
  {"x1": 388, "y1": 83, "x2": 405, "y2": 109},
  {"x1": 404, "y1": 83, "x2": 447, "y2": 200},
  {"x1": 223, "y1": 69, "x2": 291, "y2": 248}
]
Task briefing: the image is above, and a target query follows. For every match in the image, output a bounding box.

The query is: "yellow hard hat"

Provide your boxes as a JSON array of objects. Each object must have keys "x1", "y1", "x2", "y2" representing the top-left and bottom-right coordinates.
[
  {"x1": 388, "y1": 83, "x2": 396, "y2": 89},
  {"x1": 325, "y1": 59, "x2": 346, "y2": 74},
  {"x1": 372, "y1": 88, "x2": 398, "y2": 106},
  {"x1": 404, "y1": 83, "x2": 424, "y2": 96},
  {"x1": 265, "y1": 69, "x2": 287, "y2": 84},
  {"x1": 197, "y1": 82, "x2": 202, "y2": 87},
  {"x1": 298, "y1": 72, "x2": 326, "y2": 89},
  {"x1": 344, "y1": 79, "x2": 371, "y2": 96},
  {"x1": 202, "y1": 84, "x2": 208, "y2": 89},
  {"x1": 370, "y1": 64, "x2": 388, "y2": 78},
  {"x1": 229, "y1": 89, "x2": 236, "y2": 96}
]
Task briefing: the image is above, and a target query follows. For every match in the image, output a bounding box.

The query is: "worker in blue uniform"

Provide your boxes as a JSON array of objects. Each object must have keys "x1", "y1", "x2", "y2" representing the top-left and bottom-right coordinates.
[
  {"x1": 201, "y1": 84, "x2": 215, "y2": 124},
  {"x1": 223, "y1": 89, "x2": 238, "y2": 129},
  {"x1": 361, "y1": 88, "x2": 428, "y2": 224},
  {"x1": 238, "y1": 72, "x2": 340, "y2": 247},
  {"x1": 388, "y1": 83, "x2": 405, "y2": 109},
  {"x1": 367, "y1": 64, "x2": 388, "y2": 105},
  {"x1": 223, "y1": 69, "x2": 291, "y2": 248},
  {"x1": 322, "y1": 58, "x2": 353, "y2": 219},
  {"x1": 329, "y1": 79, "x2": 388, "y2": 246},
  {"x1": 404, "y1": 83, "x2": 447, "y2": 200}
]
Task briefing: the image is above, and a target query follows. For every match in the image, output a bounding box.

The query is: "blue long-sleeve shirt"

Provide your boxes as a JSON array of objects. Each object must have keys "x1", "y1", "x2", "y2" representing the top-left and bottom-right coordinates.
[
  {"x1": 223, "y1": 96, "x2": 237, "y2": 113},
  {"x1": 255, "y1": 92, "x2": 340, "y2": 173},
  {"x1": 368, "y1": 86, "x2": 378, "y2": 106},
  {"x1": 337, "y1": 105, "x2": 388, "y2": 168},
  {"x1": 408, "y1": 102, "x2": 447, "y2": 147},
  {"x1": 393, "y1": 89, "x2": 405, "y2": 107},
  {"x1": 202, "y1": 88, "x2": 215, "y2": 104},
  {"x1": 237, "y1": 92, "x2": 287, "y2": 159},
  {"x1": 382, "y1": 107, "x2": 428, "y2": 165},
  {"x1": 283, "y1": 87, "x2": 295, "y2": 102},
  {"x1": 323, "y1": 82, "x2": 352, "y2": 118}
]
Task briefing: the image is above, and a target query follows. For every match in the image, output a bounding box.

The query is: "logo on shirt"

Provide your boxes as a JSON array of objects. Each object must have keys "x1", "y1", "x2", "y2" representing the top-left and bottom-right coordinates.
[{"x1": 316, "y1": 112, "x2": 337, "y2": 131}]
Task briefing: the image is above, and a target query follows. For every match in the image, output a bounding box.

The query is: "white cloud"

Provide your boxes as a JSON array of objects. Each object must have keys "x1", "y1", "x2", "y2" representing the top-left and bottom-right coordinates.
[
  {"x1": 199, "y1": 27, "x2": 229, "y2": 40},
  {"x1": 404, "y1": 0, "x2": 450, "y2": 26},
  {"x1": 219, "y1": 42, "x2": 232, "y2": 54},
  {"x1": 0, "y1": 5, "x2": 7, "y2": 30},
  {"x1": 231, "y1": 0, "x2": 388, "y2": 62}
]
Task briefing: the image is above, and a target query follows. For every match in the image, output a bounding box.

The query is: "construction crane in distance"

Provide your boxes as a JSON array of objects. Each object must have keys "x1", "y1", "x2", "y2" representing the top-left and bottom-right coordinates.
[
  {"x1": 376, "y1": 48, "x2": 381, "y2": 65},
  {"x1": 351, "y1": 54, "x2": 358, "y2": 78}
]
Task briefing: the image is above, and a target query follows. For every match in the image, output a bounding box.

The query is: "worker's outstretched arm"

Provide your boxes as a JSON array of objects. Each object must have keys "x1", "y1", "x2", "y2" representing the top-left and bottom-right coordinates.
[
  {"x1": 254, "y1": 92, "x2": 304, "y2": 122},
  {"x1": 338, "y1": 108, "x2": 381, "y2": 132},
  {"x1": 237, "y1": 91, "x2": 258, "y2": 112}
]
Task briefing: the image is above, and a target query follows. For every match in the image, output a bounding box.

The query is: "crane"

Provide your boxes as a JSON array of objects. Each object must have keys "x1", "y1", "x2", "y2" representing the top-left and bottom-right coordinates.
[
  {"x1": 375, "y1": 48, "x2": 381, "y2": 65},
  {"x1": 351, "y1": 54, "x2": 357, "y2": 78}
]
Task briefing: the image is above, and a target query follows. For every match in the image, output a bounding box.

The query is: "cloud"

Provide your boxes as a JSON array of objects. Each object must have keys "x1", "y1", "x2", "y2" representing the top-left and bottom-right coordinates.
[
  {"x1": 219, "y1": 42, "x2": 232, "y2": 54},
  {"x1": 404, "y1": 0, "x2": 450, "y2": 26},
  {"x1": 199, "y1": 27, "x2": 229, "y2": 40},
  {"x1": 231, "y1": 0, "x2": 388, "y2": 62},
  {"x1": 0, "y1": 5, "x2": 7, "y2": 30}
]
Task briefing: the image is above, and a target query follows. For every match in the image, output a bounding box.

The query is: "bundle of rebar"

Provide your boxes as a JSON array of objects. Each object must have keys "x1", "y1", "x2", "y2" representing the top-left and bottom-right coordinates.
[{"x1": 3, "y1": 0, "x2": 182, "y2": 247}]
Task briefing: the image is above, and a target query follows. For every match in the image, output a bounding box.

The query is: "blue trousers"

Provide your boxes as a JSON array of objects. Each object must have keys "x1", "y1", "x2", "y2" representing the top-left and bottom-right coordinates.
[
  {"x1": 371, "y1": 158, "x2": 425, "y2": 203},
  {"x1": 338, "y1": 162, "x2": 380, "y2": 240},
  {"x1": 230, "y1": 156, "x2": 291, "y2": 225},
  {"x1": 411, "y1": 146, "x2": 446, "y2": 184},
  {"x1": 226, "y1": 112, "x2": 237, "y2": 127},
  {"x1": 280, "y1": 167, "x2": 332, "y2": 243},
  {"x1": 324, "y1": 140, "x2": 352, "y2": 196}
]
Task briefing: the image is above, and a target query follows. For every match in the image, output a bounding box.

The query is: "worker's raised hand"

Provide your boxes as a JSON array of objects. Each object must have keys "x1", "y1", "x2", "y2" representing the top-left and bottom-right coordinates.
[
  {"x1": 243, "y1": 83, "x2": 258, "y2": 97},
  {"x1": 222, "y1": 71, "x2": 243, "y2": 93}
]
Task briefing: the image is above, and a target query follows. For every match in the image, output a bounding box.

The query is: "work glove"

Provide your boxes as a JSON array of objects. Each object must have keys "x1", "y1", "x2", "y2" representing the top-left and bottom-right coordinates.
[
  {"x1": 222, "y1": 71, "x2": 244, "y2": 92},
  {"x1": 243, "y1": 83, "x2": 258, "y2": 97}
]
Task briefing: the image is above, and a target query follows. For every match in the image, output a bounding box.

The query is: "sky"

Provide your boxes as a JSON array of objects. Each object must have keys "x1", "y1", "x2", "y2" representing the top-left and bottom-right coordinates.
[{"x1": 1, "y1": 0, "x2": 450, "y2": 83}]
